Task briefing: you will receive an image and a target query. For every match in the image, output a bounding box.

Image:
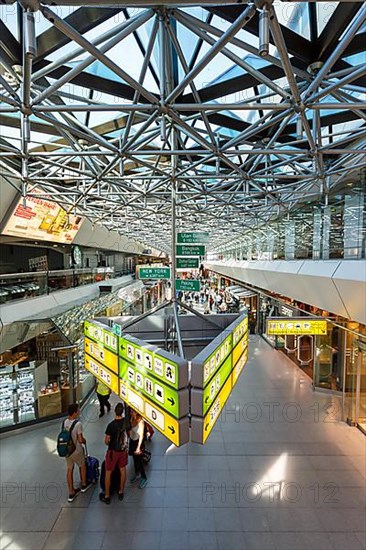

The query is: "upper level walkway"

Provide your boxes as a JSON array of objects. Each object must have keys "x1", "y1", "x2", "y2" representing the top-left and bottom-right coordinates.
[{"x1": 1, "y1": 336, "x2": 365, "y2": 550}]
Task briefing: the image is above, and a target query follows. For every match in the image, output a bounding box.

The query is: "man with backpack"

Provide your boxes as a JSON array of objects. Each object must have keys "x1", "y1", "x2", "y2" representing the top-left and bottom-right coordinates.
[
  {"x1": 99, "y1": 402, "x2": 130, "y2": 504},
  {"x1": 60, "y1": 403, "x2": 91, "y2": 502}
]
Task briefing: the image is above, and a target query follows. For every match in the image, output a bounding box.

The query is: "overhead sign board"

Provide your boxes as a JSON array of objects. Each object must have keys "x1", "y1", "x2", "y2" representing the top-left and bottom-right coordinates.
[
  {"x1": 176, "y1": 245, "x2": 205, "y2": 256},
  {"x1": 176, "y1": 258, "x2": 199, "y2": 269},
  {"x1": 139, "y1": 267, "x2": 171, "y2": 280},
  {"x1": 84, "y1": 338, "x2": 118, "y2": 375},
  {"x1": 177, "y1": 232, "x2": 209, "y2": 244},
  {"x1": 175, "y1": 279, "x2": 200, "y2": 292},
  {"x1": 84, "y1": 320, "x2": 118, "y2": 353},
  {"x1": 266, "y1": 317, "x2": 327, "y2": 335},
  {"x1": 85, "y1": 354, "x2": 119, "y2": 394},
  {"x1": 191, "y1": 314, "x2": 248, "y2": 444},
  {"x1": 119, "y1": 382, "x2": 189, "y2": 446}
]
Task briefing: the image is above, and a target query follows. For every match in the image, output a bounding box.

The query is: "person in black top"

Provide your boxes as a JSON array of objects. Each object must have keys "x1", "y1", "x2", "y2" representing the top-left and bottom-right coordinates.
[{"x1": 99, "y1": 402, "x2": 130, "y2": 504}]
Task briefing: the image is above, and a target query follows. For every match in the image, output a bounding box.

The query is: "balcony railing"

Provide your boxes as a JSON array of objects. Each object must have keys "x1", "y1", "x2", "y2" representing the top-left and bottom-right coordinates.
[{"x1": 0, "y1": 267, "x2": 130, "y2": 304}]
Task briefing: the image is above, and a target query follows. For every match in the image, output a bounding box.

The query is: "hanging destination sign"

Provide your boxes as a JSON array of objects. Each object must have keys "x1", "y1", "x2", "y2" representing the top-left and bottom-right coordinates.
[
  {"x1": 175, "y1": 279, "x2": 200, "y2": 292},
  {"x1": 138, "y1": 267, "x2": 171, "y2": 280},
  {"x1": 176, "y1": 258, "x2": 199, "y2": 269},
  {"x1": 176, "y1": 245, "x2": 205, "y2": 256},
  {"x1": 177, "y1": 232, "x2": 210, "y2": 244}
]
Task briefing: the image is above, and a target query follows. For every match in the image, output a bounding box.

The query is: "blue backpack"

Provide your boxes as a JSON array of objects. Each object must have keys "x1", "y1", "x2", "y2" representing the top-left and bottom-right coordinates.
[{"x1": 57, "y1": 419, "x2": 78, "y2": 457}]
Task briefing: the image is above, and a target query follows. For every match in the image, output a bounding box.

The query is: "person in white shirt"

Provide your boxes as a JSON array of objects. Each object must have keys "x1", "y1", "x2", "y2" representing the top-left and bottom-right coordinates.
[{"x1": 128, "y1": 409, "x2": 148, "y2": 489}]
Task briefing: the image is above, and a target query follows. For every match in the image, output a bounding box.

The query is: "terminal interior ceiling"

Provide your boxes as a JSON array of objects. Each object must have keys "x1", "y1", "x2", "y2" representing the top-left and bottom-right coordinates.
[{"x1": 0, "y1": 1, "x2": 365, "y2": 254}]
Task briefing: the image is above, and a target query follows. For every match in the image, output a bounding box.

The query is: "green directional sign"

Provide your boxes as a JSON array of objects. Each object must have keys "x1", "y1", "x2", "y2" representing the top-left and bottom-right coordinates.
[
  {"x1": 177, "y1": 232, "x2": 210, "y2": 244},
  {"x1": 175, "y1": 279, "x2": 200, "y2": 292},
  {"x1": 119, "y1": 358, "x2": 187, "y2": 419},
  {"x1": 176, "y1": 245, "x2": 205, "y2": 256},
  {"x1": 176, "y1": 257, "x2": 199, "y2": 269},
  {"x1": 139, "y1": 267, "x2": 171, "y2": 280},
  {"x1": 119, "y1": 336, "x2": 188, "y2": 390}
]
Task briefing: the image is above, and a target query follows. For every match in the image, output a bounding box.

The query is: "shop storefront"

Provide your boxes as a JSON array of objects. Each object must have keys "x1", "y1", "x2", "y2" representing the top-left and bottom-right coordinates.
[{"x1": 0, "y1": 282, "x2": 150, "y2": 432}]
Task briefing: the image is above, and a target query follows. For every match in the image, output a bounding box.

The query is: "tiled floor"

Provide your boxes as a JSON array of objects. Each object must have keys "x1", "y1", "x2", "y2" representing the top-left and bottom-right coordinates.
[{"x1": 1, "y1": 336, "x2": 365, "y2": 549}]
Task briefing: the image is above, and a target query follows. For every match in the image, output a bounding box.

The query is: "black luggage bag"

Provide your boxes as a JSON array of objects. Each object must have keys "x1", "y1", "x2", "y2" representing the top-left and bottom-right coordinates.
[{"x1": 100, "y1": 460, "x2": 121, "y2": 494}]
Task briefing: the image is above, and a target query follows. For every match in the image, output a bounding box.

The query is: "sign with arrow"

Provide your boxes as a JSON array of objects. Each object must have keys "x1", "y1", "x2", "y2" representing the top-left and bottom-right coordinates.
[
  {"x1": 84, "y1": 320, "x2": 118, "y2": 353},
  {"x1": 119, "y1": 381, "x2": 189, "y2": 446},
  {"x1": 85, "y1": 337, "x2": 118, "y2": 375},
  {"x1": 119, "y1": 357, "x2": 188, "y2": 419}
]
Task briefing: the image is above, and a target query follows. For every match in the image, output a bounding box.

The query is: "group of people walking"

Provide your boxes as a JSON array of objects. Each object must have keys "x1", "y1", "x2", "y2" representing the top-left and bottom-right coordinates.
[{"x1": 62, "y1": 396, "x2": 149, "y2": 505}]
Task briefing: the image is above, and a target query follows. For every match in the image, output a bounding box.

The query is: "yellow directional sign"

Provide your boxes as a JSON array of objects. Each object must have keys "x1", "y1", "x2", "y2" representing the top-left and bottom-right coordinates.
[
  {"x1": 232, "y1": 348, "x2": 248, "y2": 388},
  {"x1": 119, "y1": 381, "x2": 189, "y2": 446},
  {"x1": 85, "y1": 353, "x2": 119, "y2": 394},
  {"x1": 84, "y1": 338, "x2": 118, "y2": 374},
  {"x1": 202, "y1": 375, "x2": 232, "y2": 444},
  {"x1": 266, "y1": 318, "x2": 327, "y2": 335}
]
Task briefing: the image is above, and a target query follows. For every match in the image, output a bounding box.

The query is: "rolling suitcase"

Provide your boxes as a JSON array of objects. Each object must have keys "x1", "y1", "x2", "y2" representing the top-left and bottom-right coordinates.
[
  {"x1": 85, "y1": 445, "x2": 100, "y2": 484},
  {"x1": 100, "y1": 460, "x2": 121, "y2": 494}
]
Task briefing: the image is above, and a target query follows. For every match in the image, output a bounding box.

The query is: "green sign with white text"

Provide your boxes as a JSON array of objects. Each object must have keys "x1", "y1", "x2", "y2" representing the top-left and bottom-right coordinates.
[
  {"x1": 139, "y1": 267, "x2": 170, "y2": 280},
  {"x1": 177, "y1": 232, "x2": 209, "y2": 244},
  {"x1": 176, "y1": 245, "x2": 205, "y2": 256},
  {"x1": 175, "y1": 279, "x2": 200, "y2": 292},
  {"x1": 176, "y1": 258, "x2": 199, "y2": 269}
]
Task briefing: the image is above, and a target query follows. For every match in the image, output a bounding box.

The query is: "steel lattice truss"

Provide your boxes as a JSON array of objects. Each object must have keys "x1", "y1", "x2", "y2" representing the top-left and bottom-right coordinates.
[{"x1": 0, "y1": 1, "x2": 365, "y2": 254}]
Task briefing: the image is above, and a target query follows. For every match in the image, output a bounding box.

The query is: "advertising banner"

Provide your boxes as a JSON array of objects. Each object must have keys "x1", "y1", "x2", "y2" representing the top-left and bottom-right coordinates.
[{"x1": 2, "y1": 187, "x2": 83, "y2": 243}]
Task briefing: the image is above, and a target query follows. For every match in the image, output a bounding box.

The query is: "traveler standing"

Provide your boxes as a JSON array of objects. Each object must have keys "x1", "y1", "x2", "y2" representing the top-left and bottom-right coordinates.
[
  {"x1": 128, "y1": 409, "x2": 148, "y2": 488},
  {"x1": 64, "y1": 403, "x2": 91, "y2": 502},
  {"x1": 100, "y1": 402, "x2": 130, "y2": 504},
  {"x1": 96, "y1": 379, "x2": 111, "y2": 418}
]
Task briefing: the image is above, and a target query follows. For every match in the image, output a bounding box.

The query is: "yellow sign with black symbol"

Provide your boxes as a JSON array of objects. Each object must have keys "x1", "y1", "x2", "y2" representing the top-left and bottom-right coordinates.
[
  {"x1": 201, "y1": 374, "x2": 232, "y2": 444},
  {"x1": 266, "y1": 318, "x2": 327, "y2": 336},
  {"x1": 84, "y1": 338, "x2": 118, "y2": 374},
  {"x1": 232, "y1": 332, "x2": 248, "y2": 367},
  {"x1": 85, "y1": 354, "x2": 119, "y2": 394},
  {"x1": 119, "y1": 381, "x2": 189, "y2": 446},
  {"x1": 232, "y1": 348, "x2": 248, "y2": 388}
]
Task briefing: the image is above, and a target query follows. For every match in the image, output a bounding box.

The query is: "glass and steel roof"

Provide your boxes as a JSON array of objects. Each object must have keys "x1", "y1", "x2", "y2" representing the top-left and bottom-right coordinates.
[{"x1": 0, "y1": 1, "x2": 365, "y2": 254}]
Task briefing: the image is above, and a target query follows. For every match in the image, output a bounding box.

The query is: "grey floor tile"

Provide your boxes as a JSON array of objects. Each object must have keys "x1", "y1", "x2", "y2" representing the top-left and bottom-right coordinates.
[
  {"x1": 214, "y1": 508, "x2": 243, "y2": 531},
  {"x1": 188, "y1": 486, "x2": 214, "y2": 508},
  {"x1": 166, "y1": 456, "x2": 188, "y2": 470},
  {"x1": 355, "y1": 532, "x2": 366, "y2": 549},
  {"x1": 266, "y1": 508, "x2": 322, "y2": 532},
  {"x1": 101, "y1": 531, "x2": 134, "y2": 550},
  {"x1": 163, "y1": 487, "x2": 188, "y2": 507},
  {"x1": 131, "y1": 531, "x2": 161, "y2": 550},
  {"x1": 0, "y1": 532, "x2": 48, "y2": 550},
  {"x1": 217, "y1": 531, "x2": 247, "y2": 550},
  {"x1": 244, "y1": 532, "x2": 276, "y2": 550},
  {"x1": 272, "y1": 532, "x2": 332, "y2": 550},
  {"x1": 165, "y1": 470, "x2": 188, "y2": 487},
  {"x1": 160, "y1": 530, "x2": 189, "y2": 550},
  {"x1": 162, "y1": 508, "x2": 188, "y2": 531},
  {"x1": 137, "y1": 487, "x2": 164, "y2": 507},
  {"x1": 327, "y1": 532, "x2": 365, "y2": 550},
  {"x1": 188, "y1": 507, "x2": 215, "y2": 531},
  {"x1": 188, "y1": 531, "x2": 218, "y2": 550},
  {"x1": 0, "y1": 507, "x2": 60, "y2": 532},
  {"x1": 52, "y1": 508, "x2": 88, "y2": 531},
  {"x1": 134, "y1": 508, "x2": 163, "y2": 531},
  {"x1": 240, "y1": 508, "x2": 270, "y2": 532},
  {"x1": 43, "y1": 531, "x2": 105, "y2": 550}
]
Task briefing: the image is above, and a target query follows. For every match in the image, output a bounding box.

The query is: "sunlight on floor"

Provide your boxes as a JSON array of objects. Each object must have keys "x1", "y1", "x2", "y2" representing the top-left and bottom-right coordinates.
[
  {"x1": 254, "y1": 452, "x2": 288, "y2": 500},
  {"x1": 0, "y1": 533, "x2": 21, "y2": 550}
]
